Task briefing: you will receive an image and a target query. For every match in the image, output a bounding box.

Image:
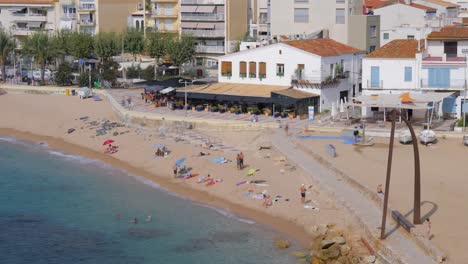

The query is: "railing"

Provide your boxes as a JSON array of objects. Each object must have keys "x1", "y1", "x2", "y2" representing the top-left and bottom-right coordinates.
[
  {"x1": 79, "y1": 20, "x2": 95, "y2": 25},
  {"x1": 182, "y1": 29, "x2": 224, "y2": 37},
  {"x1": 181, "y1": 0, "x2": 225, "y2": 4},
  {"x1": 420, "y1": 78, "x2": 465, "y2": 89},
  {"x1": 152, "y1": 10, "x2": 178, "y2": 17},
  {"x1": 366, "y1": 79, "x2": 383, "y2": 89},
  {"x1": 181, "y1": 13, "x2": 224, "y2": 21},
  {"x1": 79, "y1": 4, "x2": 95, "y2": 11},
  {"x1": 195, "y1": 45, "x2": 225, "y2": 53}
]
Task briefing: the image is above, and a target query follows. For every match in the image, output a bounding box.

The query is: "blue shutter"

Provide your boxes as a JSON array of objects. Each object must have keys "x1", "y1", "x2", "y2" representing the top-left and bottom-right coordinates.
[
  {"x1": 428, "y1": 68, "x2": 437, "y2": 87},
  {"x1": 428, "y1": 68, "x2": 450, "y2": 87},
  {"x1": 370, "y1": 66, "x2": 380, "y2": 87},
  {"x1": 440, "y1": 68, "x2": 450, "y2": 87},
  {"x1": 404, "y1": 67, "x2": 412, "y2": 82}
]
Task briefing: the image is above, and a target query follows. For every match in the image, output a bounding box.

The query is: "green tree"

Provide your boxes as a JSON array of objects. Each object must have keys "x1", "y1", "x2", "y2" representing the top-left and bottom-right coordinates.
[
  {"x1": 55, "y1": 61, "x2": 73, "y2": 86},
  {"x1": 124, "y1": 29, "x2": 144, "y2": 60},
  {"x1": 95, "y1": 32, "x2": 120, "y2": 62},
  {"x1": 22, "y1": 32, "x2": 57, "y2": 85},
  {"x1": 146, "y1": 31, "x2": 171, "y2": 64},
  {"x1": 167, "y1": 34, "x2": 195, "y2": 68},
  {"x1": 0, "y1": 30, "x2": 16, "y2": 82},
  {"x1": 100, "y1": 59, "x2": 119, "y2": 85},
  {"x1": 142, "y1": 65, "x2": 155, "y2": 81},
  {"x1": 68, "y1": 32, "x2": 94, "y2": 60}
]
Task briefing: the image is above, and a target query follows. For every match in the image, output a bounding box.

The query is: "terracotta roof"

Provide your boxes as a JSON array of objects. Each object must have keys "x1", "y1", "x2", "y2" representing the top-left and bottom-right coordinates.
[
  {"x1": 375, "y1": 0, "x2": 436, "y2": 11},
  {"x1": 283, "y1": 38, "x2": 363, "y2": 57},
  {"x1": 0, "y1": 0, "x2": 54, "y2": 4},
  {"x1": 427, "y1": 26, "x2": 468, "y2": 40},
  {"x1": 422, "y1": 0, "x2": 458, "y2": 8},
  {"x1": 366, "y1": 39, "x2": 420, "y2": 58},
  {"x1": 409, "y1": 3, "x2": 436, "y2": 11},
  {"x1": 364, "y1": 0, "x2": 387, "y2": 8}
]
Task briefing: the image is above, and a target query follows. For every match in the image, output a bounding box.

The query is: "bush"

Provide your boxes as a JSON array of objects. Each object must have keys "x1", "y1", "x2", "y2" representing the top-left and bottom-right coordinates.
[
  {"x1": 55, "y1": 62, "x2": 73, "y2": 86},
  {"x1": 457, "y1": 115, "x2": 468, "y2": 127},
  {"x1": 126, "y1": 65, "x2": 142, "y2": 79},
  {"x1": 100, "y1": 59, "x2": 119, "y2": 85},
  {"x1": 78, "y1": 71, "x2": 98, "y2": 87},
  {"x1": 142, "y1": 65, "x2": 155, "y2": 81}
]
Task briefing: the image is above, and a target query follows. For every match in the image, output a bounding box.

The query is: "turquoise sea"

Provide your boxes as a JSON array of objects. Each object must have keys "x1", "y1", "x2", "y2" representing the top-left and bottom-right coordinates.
[{"x1": 0, "y1": 137, "x2": 297, "y2": 264}]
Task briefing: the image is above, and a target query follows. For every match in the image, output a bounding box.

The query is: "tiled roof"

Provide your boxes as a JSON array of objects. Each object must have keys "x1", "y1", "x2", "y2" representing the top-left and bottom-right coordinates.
[
  {"x1": 375, "y1": 0, "x2": 436, "y2": 11},
  {"x1": 427, "y1": 26, "x2": 468, "y2": 40},
  {"x1": 0, "y1": 0, "x2": 54, "y2": 4},
  {"x1": 366, "y1": 39, "x2": 420, "y2": 58},
  {"x1": 364, "y1": 0, "x2": 387, "y2": 8},
  {"x1": 283, "y1": 38, "x2": 363, "y2": 57},
  {"x1": 422, "y1": 0, "x2": 458, "y2": 8},
  {"x1": 409, "y1": 3, "x2": 436, "y2": 11}
]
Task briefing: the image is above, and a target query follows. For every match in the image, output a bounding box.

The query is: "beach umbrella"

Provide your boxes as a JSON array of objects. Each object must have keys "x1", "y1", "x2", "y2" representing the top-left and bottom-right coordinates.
[
  {"x1": 175, "y1": 158, "x2": 187, "y2": 166},
  {"x1": 102, "y1": 139, "x2": 114, "y2": 146},
  {"x1": 152, "y1": 143, "x2": 166, "y2": 149}
]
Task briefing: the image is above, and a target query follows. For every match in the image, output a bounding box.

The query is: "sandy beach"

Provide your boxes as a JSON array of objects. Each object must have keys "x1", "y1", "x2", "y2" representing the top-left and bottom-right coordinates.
[{"x1": 0, "y1": 92, "x2": 372, "y2": 257}]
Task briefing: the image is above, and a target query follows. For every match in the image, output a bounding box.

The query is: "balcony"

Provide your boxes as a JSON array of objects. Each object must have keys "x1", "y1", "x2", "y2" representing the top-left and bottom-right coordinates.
[
  {"x1": 365, "y1": 79, "x2": 383, "y2": 89},
  {"x1": 422, "y1": 56, "x2": 467, "y2": 66},
  {"x1": 79, "y1": 20, "x2": 95, "y2": 26},
  {"x1": 181, "y1": 13, "x2": 224, "y2": 21},
  {"x1": 78, "y1": 4, "x2": 95, "y2": 12},
  {"x1": 182, "y1": 29, "x2": 224, "y2": 37},
  {"x1": 292, "y1": 74, "x2": 343, "y2": 89},
  {"x1": 11, "y1": 15, "x2": 47, "y2": 22},
  {"x1": 420, "y1": 79, "x2": 465, "y2": 90},
  {"x1": 12, "y1": 27, "x2": 44, "y2": 36},
  {"x1": 61, "y1": 13, "x2": 77, "y2": 20},
  {"x1": 181, "y1": 0, "x2": 225, "y2": 5},
  {"x1": 195, "y1": 45, "x2": 225, "y2": 53},
  {"x1": 152, "y1": 10, "x2": 178, "y2": 18}
]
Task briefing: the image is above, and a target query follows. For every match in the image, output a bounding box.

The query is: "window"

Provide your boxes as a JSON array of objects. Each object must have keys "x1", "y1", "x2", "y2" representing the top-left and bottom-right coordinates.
[
  {"x1": 294, "y1": 8, "x2": 309, "y2": 23},
  {"x1": 383, "y1": 33, "x2": 389, "y2": 40},
  {"x1": 276, "y1": 64, "x2": 284, "y2": 77},
  {"x1": 370, "y1": 66, "x2": 380, "y2": 88},
  {"x1": 295, "y1": 0, "x2": 309, "y2": 2},
  {"x1": 259, "y1": 62, "x2": 266, "y2": 79},
  {"x1": 428, "y1": 68, "x2": 450, "y2": 87},
  {"x1": 407, "y1": 35, "x2": 415, "y2": 40},
  {"x1": 221, "y1": 61, "x2": 232, "y2": 77},
  {"x1": 249, "y1": 62, "x2": 256, "y2": 78},
  {"x1": 336, "y1": 8, "x2": 345, "y2": 24},
  {"x1": 135, "y1": 20, "x2": 140, "y2": 29},
  {"x1": 404, "y1": 67, "x2": 412, "y2": 82},
  {"x1": 369, "y1": 45, "x2": 376, "y2": 52},
  {"x1": 369, "y1": 26, "x2": 377, "y2": 37},
  {"x1": 239, "y1": 61, "x2": 247, "y2": 77}
]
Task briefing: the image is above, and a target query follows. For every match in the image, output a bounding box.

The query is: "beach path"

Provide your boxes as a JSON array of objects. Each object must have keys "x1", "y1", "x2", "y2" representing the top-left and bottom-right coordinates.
[{"x1": 272, "y1": 129, "x2": 436, "y2": 264}]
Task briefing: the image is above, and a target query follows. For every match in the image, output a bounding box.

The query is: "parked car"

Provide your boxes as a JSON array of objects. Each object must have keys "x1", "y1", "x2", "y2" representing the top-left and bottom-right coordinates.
[{"x1": 32, "y1": 69, "x2": 53, "y2": 81}]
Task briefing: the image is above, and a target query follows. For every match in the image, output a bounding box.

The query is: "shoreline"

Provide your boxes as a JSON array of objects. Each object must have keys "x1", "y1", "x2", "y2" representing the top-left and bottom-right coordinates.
[{"x1": 0, "y1": 127, "x2": 311, "y2": 247}]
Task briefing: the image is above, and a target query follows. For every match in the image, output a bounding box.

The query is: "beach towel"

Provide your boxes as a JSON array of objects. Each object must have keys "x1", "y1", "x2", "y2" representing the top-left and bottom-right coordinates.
[
  {"x1": 243, "y1": 193, "x2": 264, "y2": 200},
  {"x1": 184, "y1": 173, "x2": 199, "y2": 179},
  {"x1": 246, "y1": 169, "x2": 257, "y2": 177},
  {"x1": 236, "y1": 180, "x2": 248, "y2": 186},
  {"x1": 255, "y1": 183, "x2": 269, "y2": 187},
  {"x1": 152, "y1": 143, "x2": 166, "y2": 149},
  {"x1": 93, "y1": 95, "x2": 102, "y2": 101},
  {"x1": 175, "y1": 158, "x2": 187, "y2": 166},
  {"x1": 209, "y1": 157, "x2": 230, "y2": 164},
  {"x1": 206, "y1": 181, "x2": 222, "y2": 187}
]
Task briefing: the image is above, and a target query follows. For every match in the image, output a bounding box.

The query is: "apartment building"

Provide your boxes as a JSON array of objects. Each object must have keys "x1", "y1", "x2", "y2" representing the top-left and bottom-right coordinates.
[
  {"x1": 374, "y1": 0, "x2": 460, "y2": 46},
  {"x1": 0, "y1": 0, "x2": 59, "y2": 41},
  {"x1": 362, "y1": 26, "x2": 468, "y2": 119},
  {"x1": 268, "y1": 0, "x2": 379, "y2": 53},
  {"x1": 151, "y1": 0, "x2": 179, "y2": 33},
  {"x1": 249, "y1": 0, "x2": 268, "y2": 40},
  {"x1": 180, "y1": 0, "x2": 248, "y2": 66},
  {"x1": 76, "y1": 0, "x2": 141, "y2": 35}
]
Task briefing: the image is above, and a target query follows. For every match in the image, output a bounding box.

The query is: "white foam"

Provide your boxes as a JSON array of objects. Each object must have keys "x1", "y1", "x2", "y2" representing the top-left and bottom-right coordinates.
[
  {"x1": 196, "y1": 203, "x2": 256, "y2": 225},
  {"x1": 0, "y1": 136, "x2": 18, "y2": 143}
]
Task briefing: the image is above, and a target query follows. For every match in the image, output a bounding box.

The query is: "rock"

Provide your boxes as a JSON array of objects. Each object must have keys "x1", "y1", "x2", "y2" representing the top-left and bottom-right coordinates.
[
  {"x1": 320, "y1": 239, "x2": 335, "y2": 249},
  {"x1": 340, "y1": 245, "x2": 351, "y2": 256},
  {"x1": 332, "y1": 236, "x2": 346, "y2": 245},
  {"x1": 362, "y1": 255, "x2": 376, "y2": 263},
  {"x1": 274, "y1": 238, "x2": 291, "y2": 249},
  {"x1": 317, "y1": 244, "x2": 340, "y2": 260},
  {"x1": 349, "y1": 256, "x2": 361, "y2": 264},
  {"x1": 289, "y1": 251, "x2": 307, "y2": 258},
  {"x1": 311, "y1": 257, "x2": 323, "y2": 264},
  {"x1": 327, "y1": 223, "x2": 336, "y2": 229},
  {"x1": 336, "y1": 256, "x2": 351, "y2": 264},
  {"x1": 317, "y1": 225, "x2": 329, "y2": 236}
]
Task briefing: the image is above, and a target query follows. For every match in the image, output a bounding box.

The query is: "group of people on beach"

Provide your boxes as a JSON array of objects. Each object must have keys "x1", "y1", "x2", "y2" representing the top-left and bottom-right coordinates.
[
  {"x1": 105, "y1": 144, "x2": 118, "y2": 154},
  {"x1": 236, "y1": 152, "x2": 245, "y2": 170}
]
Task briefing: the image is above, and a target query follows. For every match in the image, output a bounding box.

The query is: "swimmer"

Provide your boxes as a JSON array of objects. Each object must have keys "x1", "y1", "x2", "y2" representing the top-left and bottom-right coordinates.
[
  {"x1": 116, "y1": 213, "x2": 121, "y2": 220},
  {"x1": 130, "y1": 217, "x2": 138, "y2": 224},
  {"x1": 146, "y1": 215, "x2": 152, "y2": 222}
]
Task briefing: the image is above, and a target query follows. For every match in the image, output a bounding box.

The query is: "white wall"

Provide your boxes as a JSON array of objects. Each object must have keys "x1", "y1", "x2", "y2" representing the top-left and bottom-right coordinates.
[
  {"x1": 426, "y1": 40, "x2": 468, "y2": 57},
  {"x1": 381, "y1": 26, "x2": 432, "y2": 46},
  {"x1": 218, "y1": 43, "x2": 323, "y2": 86},
  {"x1": 362, "y1": 58, "x2": 419, "y2": 89},
  {"x1": 0, "y1": 4, "x2": 57, "y2": 39}
]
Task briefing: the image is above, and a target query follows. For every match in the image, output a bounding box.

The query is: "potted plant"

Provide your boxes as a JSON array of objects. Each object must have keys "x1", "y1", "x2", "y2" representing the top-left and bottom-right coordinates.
[
  {"x1": 196, "y1": 105, "x2": 204, "y2": 111},
  {"x1": 288, "y1": 111, "x2": 296, "y2": 119},
  {"x1": 229, "y1": 106, "x2": 238, "y2": 113},
  {"x1": 263, "y1": 108, "x2": 272, "y2": 116},
  {"x1": 274, "y1": 112, "x2": 280, "y2": 118},
  {"x1": 176, "y1": 101, "x2": 184, "y2": 110},
  {"x1": 335, "y1": 64, "x2": 345, "y2": 79},
  {"x1": 281, "y1": 111, "x2": 288, "y2": 118},
  {"x1": 210, "y1": 106, "x2": 219, "y2": 112}
]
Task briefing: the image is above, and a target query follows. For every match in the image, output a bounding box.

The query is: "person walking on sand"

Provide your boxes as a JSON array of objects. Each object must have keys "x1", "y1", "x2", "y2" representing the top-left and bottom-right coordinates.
[
  {"x1": 426, "y1": 218, "x2": 432, "y2": 239},
  {"x1": 173, "y1": 165, "x2": 178, "y2": 178},
  {"x1": 300, "y1": 184, "x2": 307, "y2": 203},
  {"x1": 239, "y1": 152, "x2": 244, "y2": 169},
  {"x1": 236, "y1": 154, "x2": 241, "y2": 170},
  {"x1": 285, "y1": 124, "x2": 289, "y2": 136},
  {"x1": 353, "y1": 126, "x2": 359, "y2": 143}
]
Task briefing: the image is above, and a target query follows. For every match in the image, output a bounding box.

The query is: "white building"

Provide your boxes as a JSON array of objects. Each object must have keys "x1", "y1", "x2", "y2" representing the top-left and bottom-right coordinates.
[
  {"x1": 362, "y1": 26, "x2": 468, "y2": 119},
  {"x1": 218, "y1": 38, "x2": 364, "y2": 111},
  {"x1": 374, "y1": 0, "x2": 460, "y2": 46},
  {"x1": 0, "y1": 0, "x2": 59, "y2": 41},
  {"x1": 248, "y1": 0, "x2": 268, "y2": 40}
]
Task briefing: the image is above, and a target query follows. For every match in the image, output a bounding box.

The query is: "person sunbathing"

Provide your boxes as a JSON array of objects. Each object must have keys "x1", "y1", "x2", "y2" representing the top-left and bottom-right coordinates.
[
  {"x1": 199, "y1": 152, "x2": 210, "y2": 156},
  {"x1": 263, "y1": 195, "x2": 273, "y2": 208}
]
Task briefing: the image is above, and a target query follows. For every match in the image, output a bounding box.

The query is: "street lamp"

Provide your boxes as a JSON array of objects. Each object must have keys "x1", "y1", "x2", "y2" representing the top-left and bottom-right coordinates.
[{"x1": 178, "y1": 79, "x2": 195, "y2": 117}]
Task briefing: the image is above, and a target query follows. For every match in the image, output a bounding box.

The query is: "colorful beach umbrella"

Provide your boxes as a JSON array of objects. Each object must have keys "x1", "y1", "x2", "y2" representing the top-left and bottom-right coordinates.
[
  {"x1": 175, "y1": 158, "x2": 187, "y2": 166},
  {"x1": 102, "y1": 139, "x2": 114, "y2": 146}
]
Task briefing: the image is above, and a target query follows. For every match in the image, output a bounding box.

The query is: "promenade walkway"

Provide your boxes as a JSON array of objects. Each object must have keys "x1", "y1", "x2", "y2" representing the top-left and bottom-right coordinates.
[{"x1": 272, "y1": 123, "x2": 436, "y2": 264}]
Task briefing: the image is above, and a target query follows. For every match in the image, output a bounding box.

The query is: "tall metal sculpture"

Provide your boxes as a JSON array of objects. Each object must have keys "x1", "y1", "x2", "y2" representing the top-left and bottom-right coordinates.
[{"x1": 380, "y1": 109, "x2": 422, "y2": 239}]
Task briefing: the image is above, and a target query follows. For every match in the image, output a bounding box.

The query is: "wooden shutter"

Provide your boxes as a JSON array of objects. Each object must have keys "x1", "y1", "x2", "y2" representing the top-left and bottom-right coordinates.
[
  {"x1": 249, "y1": 61, "x2": 256, "y2": 76},
  {"x1": 221, "y1": 61, "x2": 232, "y2": 74},
  {"x1": 239, "y1": 61, "x2": 246, "y2": 74},
  {"x1": 259, "y1": 62, "x2": 266, "y2": 77}
]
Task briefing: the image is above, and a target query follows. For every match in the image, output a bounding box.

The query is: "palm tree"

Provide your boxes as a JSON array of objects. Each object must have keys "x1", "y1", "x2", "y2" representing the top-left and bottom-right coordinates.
[
  {"x1": 0, "y1": 30, "x2": 16, "y2": 82},
  {"x1": 23, "y1": 32, "x2": 56, "y2": 85}
]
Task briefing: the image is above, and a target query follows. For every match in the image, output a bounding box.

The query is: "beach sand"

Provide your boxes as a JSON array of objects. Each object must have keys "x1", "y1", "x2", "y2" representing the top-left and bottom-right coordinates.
[
  {"x1": 0, "y1": 93, "x2": 366, "y2": 253},
  {"x1": 295, "y1": 131, "x2": 468, "y2": 263}
]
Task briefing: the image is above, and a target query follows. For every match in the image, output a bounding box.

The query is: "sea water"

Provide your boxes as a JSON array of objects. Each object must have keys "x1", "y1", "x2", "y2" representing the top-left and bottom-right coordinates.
[{"x1": 0, "y1": 137, "x2": 297, "y2": 264}]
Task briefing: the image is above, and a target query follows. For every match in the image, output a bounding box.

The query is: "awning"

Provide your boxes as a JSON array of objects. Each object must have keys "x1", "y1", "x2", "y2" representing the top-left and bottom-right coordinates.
[
  {"x1": 9, "y1": 7, "x2": 26, "y2": 12},
  {"x1": 28, "y1": 21, "x2": 43, "y2": 28},
  {"x1": 272, "y1": 89, "x2": 319, "y2": 99},
  {"x1": 160, "y1": 87, "x2": 175, "y2": 94},
  {"x1": 181, "y1": 22, "x2": 197, "y2": 28},
  {"x1": 180, "y1": 5, "x2": 197, "y2": 12},
  {"x1": 350, "y1": 92, "x2": 454, "y2": 110},
  {"x1": 197, "y1": 23, "x2": 215, "y2": 29},
  {"x1": 195, "y1": 5, "x2": 215, "y2": 13}
]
